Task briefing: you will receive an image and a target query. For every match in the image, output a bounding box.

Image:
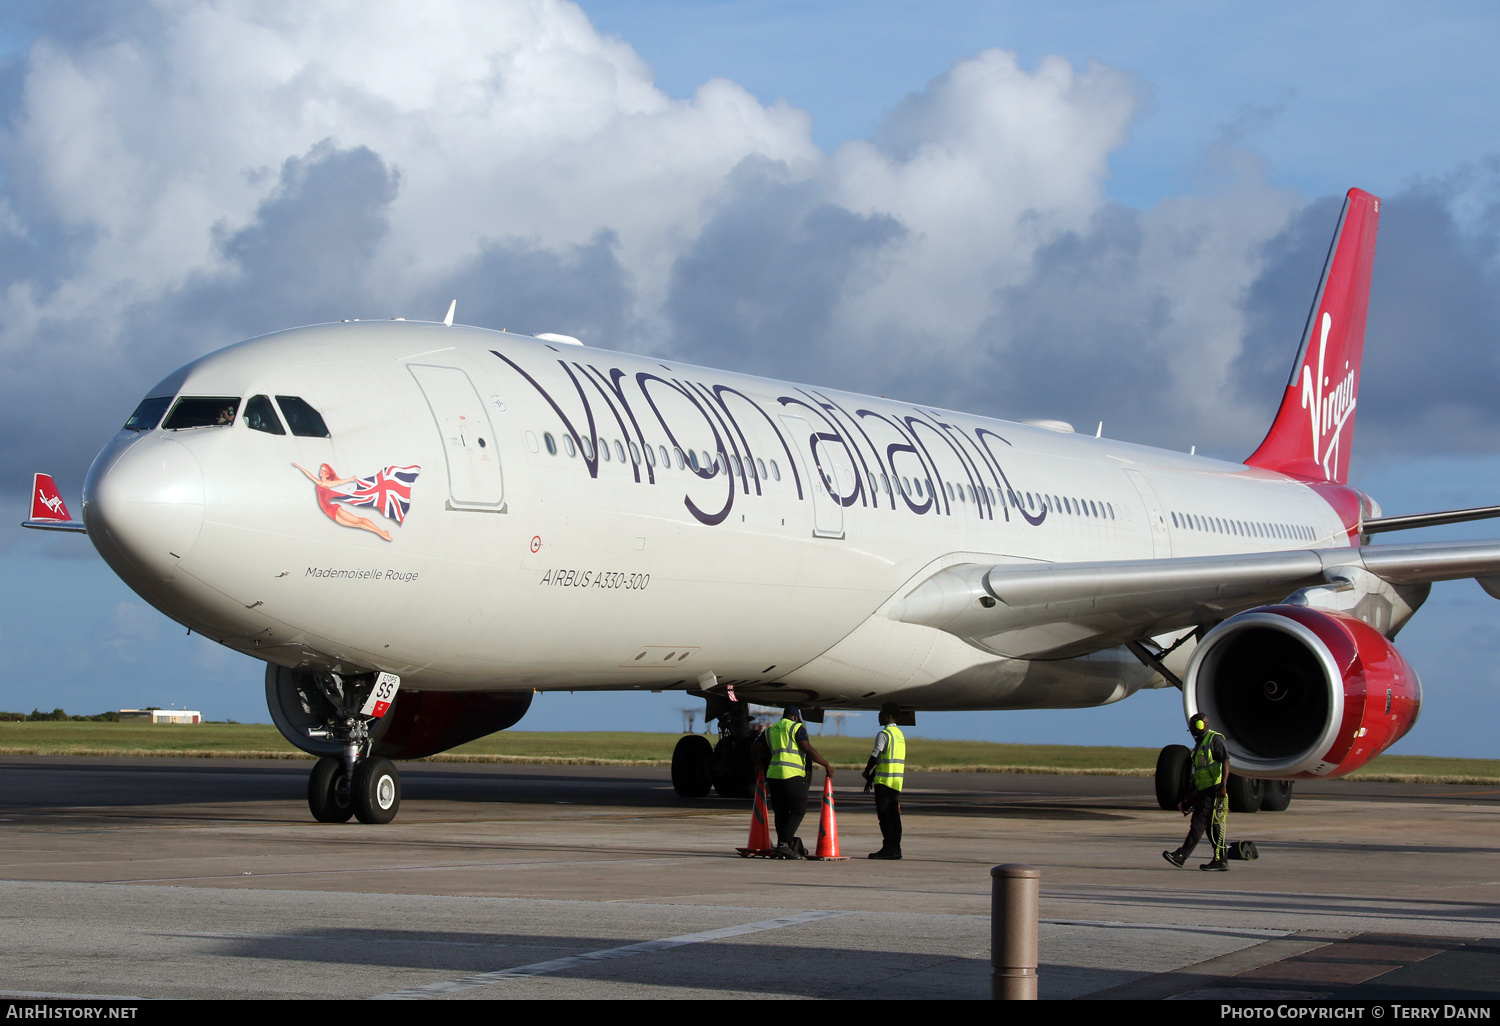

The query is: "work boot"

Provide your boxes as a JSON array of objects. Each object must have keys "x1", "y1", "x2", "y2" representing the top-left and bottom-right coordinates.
[
  {"x1": 773, "y1": 843, "x2": 802, "y2": 860},
  {"x1": 1200, "y1": 859, "x2": 1229, "y2": 872},
  {"x1": 1162, "y1": 849, "x2": 1186, "y2": 868},
  {"x1": 868, "y1": 848, "x2": 902, "y2": 860}
]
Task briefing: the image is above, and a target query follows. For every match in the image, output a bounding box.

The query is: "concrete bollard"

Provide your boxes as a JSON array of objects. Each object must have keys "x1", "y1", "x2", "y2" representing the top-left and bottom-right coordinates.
[{"x1": 990, "y1": 864, "x2": 1040, "y2": 1000}]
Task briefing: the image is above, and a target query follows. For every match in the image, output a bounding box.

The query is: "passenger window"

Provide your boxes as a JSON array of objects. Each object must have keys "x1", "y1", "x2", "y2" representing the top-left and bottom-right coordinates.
[
  {"x1": 615, "y1": 440, "x2": 626, "y2": 463},
  {"x1": 164, "y1": 396, "x2": 240, "y2": 430},
  {"x1": 544, "y1": 432, "x2": 557, "y2": 455},
  {"x1": 564, "y1": 434, "x2": 577, "y2": 457},
  {"x1": 674, "y1": 447, "x2": 686, "y2": 469},
  {"x1": 581, "y1": 436, "x2": 595, "y2": 459},
  {"x1": 688, "y1": 451, "x2": 700, "y2": 472},
  {"x1": 660, "y1": 445, "x2": 671, "y2": 468},
  {"x1": 123, "y1": 395, "x2": 173, "y2": 432},
  {"x1": 274, "y1": 396, "x2": 330, "y2": 438},
  {"x1": 758, "y1": 458, "x2": 768, "y2": 481},
  {"x1": 645, "y1": 444, "x2": 656, "y2": 467},
  {"x1": 770, "y1": 460, "x2": 781, "y2": 481},
  {"x1": 600, "y1": 439, "x2": 612, "y2": 462},
  {"x1": 244, "y1": 395, "x2": 285, "y2": 435}
]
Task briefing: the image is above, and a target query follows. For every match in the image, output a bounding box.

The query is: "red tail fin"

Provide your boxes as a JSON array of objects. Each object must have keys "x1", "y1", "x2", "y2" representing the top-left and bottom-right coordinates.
[
  {"x1": 30, "y1": 473, "x2": 71, "y2": 521},
  {"x1": 1246, "y1": 188, "x2": 1381, "y2": 485}
]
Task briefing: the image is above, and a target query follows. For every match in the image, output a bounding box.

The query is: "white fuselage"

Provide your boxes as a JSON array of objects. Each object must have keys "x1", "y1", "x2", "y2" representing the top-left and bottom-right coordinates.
[{"x1": 82, "y1": 321, "x2": 1354, "y2": 712}]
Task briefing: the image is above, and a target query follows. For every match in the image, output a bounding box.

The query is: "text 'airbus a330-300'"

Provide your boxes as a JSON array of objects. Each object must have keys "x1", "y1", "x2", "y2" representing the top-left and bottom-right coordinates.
[{"x1": 26, "y1": 188, "x2": 1500, "y2": 824}]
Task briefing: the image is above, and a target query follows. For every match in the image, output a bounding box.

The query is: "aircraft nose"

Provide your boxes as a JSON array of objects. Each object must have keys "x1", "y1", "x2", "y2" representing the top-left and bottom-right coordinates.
[{"x1": 84, "y1": 437, "x2": 205, "y2": 580}]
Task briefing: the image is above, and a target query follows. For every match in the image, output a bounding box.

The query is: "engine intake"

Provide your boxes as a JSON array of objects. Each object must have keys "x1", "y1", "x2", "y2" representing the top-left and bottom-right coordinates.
[{"x1": 1183, "y1": 605, "x2": 1421, "y2": 779}]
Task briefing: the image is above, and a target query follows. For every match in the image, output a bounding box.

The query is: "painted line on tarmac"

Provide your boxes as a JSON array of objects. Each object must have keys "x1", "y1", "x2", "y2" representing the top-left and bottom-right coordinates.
[
  {"x1": 1042, "y1": 918, "x2": 1290, "y2": 938},
  {"x1": 101, "y1": 854, "x2": 687, "y2": 885},
  {"x1": 373, "y1": 909, "x2": 854, "y2": 999}
]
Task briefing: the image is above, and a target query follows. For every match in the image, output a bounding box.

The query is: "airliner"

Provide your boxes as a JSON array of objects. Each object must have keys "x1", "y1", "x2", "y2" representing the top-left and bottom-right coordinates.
[{"x1": 25, "y1": 187, "x2": 1500, "y2": 825}]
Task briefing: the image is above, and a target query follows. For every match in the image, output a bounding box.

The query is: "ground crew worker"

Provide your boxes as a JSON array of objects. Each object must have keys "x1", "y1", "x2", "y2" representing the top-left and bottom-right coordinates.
[
  {"x1": 752, "y1": 705, "x2": 833, "y2": 859},
  {"x1": 862, "y1": 703, "x2": 905, "y2": 860},
  {"x1": 1163, "y1": 712, "x2": 1230, "y2": 871}
]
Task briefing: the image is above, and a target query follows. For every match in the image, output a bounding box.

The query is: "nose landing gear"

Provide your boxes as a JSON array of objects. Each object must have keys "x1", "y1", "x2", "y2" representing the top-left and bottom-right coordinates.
[{"x1": 302, "y1": 671, "x2": 404, "y2": 824}]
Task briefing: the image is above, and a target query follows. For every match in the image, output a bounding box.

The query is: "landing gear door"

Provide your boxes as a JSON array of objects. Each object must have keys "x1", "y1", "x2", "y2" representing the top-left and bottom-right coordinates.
[
  {"x1": 779, "y1": 413, "x2": 844, "y2": 539},
  {"x1": 408, "y1": 364, "x2": 505, "y2": 512}
]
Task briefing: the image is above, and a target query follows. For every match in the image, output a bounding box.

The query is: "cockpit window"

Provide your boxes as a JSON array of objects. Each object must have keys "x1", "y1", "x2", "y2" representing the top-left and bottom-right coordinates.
[
  {"x1": 163, "y1": 396, "x2": 240, "y2": 430},
  {"x1": 123, "y1": 396, "x2": 173, "y2": 432},
  {"x1": 274, "y1": 396, "x2": 331, "y2": 438},
  {"x1": 244, "y1": 395, "x2": 286, "y2": 435}
]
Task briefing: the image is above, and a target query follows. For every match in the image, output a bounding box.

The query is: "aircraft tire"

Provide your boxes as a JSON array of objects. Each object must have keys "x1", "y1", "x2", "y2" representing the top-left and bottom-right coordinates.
[
  {"x1": 308, "y1": 756, "x2": 355, "y2": 823},
  {"x1": 1227, "y1": 773, "x2": 1263, "y2": 814},
  {"x1": 711, "y1": 735, "x2": 755, "y2": 800},
  {"x1": 1260, "y1": 779, "x2": 1294, "y2": 812},
  {"x1": 671, "y1": 734, "x2": 713, "y2": 798},
  {"x1": 352, "y1": 756, "x2": 401, "y2": 824},
  {"x1": 1154, "y1": 744, "x2": 1191, "y2": 810}
]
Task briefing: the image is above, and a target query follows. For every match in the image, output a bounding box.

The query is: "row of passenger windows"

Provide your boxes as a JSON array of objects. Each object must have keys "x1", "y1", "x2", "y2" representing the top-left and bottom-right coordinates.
[
  {"x1": 123, "y1": 394, "x2": 330, "y2": 438},
  {"x1": 1009, "y1": 490, "x2": 1118, "y2": 521},
  {"x1": 540, "y1": 428, "x2": 1122, "y2": 524},
  {"x1": 541, "y1": 431, "x2": 785, "y2": 482},
  {"x1": 1172, "y1": 510, "x2": 1314, "y2": 542}
]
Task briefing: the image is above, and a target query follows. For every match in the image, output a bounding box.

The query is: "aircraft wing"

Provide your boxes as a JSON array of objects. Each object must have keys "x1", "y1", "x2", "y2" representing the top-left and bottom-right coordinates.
[{"x1": 890, "y1": 539, "x2": 1500, "y2": 660}]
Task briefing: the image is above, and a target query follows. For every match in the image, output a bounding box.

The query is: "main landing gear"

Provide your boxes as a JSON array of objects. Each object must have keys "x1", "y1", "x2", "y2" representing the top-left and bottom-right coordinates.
[
  {"x1": 303, "y1": 673, "x2": 402, "y2": 824},
  {"x1": 672, "y1": 700, "x2": 756, "y2": 799},
  {"x1": 1154, "y1": 744, "x2": 1294, "y2": 813}
]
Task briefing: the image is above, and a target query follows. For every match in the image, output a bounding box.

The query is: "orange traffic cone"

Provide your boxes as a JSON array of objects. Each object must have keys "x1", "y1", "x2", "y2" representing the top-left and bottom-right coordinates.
[
  {"x1": 811, "y1": 776, "x2": 847, "y2": 860},
  {"x1": 737, "y1": 771, "x2": 775, "y2": 857}
]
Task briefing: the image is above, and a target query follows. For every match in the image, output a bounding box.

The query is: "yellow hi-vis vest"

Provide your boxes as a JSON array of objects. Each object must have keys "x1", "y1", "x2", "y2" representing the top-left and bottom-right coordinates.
[
  {"x1": 874, "y1": 723, "x2": 905, "y2": 791},
  {"x1": 1192, "y1": 729, "x2": 1226, "y2": 791},
  {"x1": 765, "y1": 718, "x2": 807, "y2": 780}
]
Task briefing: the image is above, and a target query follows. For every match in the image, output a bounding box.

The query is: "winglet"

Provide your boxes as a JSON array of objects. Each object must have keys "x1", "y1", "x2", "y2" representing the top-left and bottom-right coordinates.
[
  {"x1": 22, "y1": 473, "x2": 86, "y2": 533},
  {"x1": 1245, "y1": 188, "x2": 1381, "y2": 485}
]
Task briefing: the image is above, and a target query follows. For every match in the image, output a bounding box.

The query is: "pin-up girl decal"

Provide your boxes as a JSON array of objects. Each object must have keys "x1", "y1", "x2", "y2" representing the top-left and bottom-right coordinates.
[{"x1": 293, "y1": 462, "x2": 420, "y2": 542}]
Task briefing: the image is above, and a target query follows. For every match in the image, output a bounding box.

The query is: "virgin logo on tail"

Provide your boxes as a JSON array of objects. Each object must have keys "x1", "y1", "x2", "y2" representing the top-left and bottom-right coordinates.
[
  {"x1": 1246, "y1": 188, "x2": 1380, "y2": 487},
  {"x1": 1301, "y1": 312, "x2": 1358, "y2": 481},
  {"x1": 31, "y1": 473, "x2": 71, "y2": 521}
]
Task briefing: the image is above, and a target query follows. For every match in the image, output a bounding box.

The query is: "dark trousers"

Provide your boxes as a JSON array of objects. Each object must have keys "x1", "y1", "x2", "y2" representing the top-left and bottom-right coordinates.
[
  {"x1": 874, "y1": 784, "x2": 902, "y2": 851},
  {"x1": 766, "y1": 775, "x2": 810, "y2": 846},
  {"x1": 1179, "y1": 789, "x2": 1227, "y2": 861}
]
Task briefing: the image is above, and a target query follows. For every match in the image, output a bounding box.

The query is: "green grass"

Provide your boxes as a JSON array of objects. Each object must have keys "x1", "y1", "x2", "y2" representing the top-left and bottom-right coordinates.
[
  {"x1": 0, "y1": 722, "x2": 1495, "y2": 782},
  {"x1": 0, "y1": 720, "x2": 306, "y2": 757}
]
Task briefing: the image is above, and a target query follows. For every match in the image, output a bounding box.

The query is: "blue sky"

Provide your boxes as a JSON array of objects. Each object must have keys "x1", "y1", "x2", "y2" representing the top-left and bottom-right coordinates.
[{"x1": 1, "y1": 1, "x2": 1498, "y2": 756}]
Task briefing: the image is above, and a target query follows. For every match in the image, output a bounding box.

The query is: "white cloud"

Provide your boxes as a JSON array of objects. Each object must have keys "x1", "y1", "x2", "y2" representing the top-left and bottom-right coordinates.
[{"x1": 8, "y1": 0, "x2": 1487, "y2": 497}]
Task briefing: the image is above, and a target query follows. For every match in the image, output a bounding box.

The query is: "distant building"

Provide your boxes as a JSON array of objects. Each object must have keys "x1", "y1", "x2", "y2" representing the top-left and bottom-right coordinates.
[{"x1": 119, "y1": 709, "x2": 201, "y2": 724}]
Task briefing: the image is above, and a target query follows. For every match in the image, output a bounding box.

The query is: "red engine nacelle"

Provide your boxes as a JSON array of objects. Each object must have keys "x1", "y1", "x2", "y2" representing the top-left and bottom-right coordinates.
[{"x1": 1183, "y1": 605, "x2": 1421, "y2": 779}]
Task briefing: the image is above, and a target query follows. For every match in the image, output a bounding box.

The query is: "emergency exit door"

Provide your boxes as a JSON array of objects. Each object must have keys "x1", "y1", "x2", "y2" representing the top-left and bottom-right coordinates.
[
  {"x1": 408, "y1": 364, "x2": 506, "y2": 511},
  {"x1": 779, "y1": 413, "x2": 845, "y2": 539},
  {"x1": 1124, "y1": 467, "x2": 1170, "y2": 558}
]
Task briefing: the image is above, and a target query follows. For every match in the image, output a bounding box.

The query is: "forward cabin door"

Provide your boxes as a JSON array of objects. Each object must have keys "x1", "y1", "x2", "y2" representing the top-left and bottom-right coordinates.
[
  {"x1": 408, "y1": 364, "x2": 506, "y2": 512},
  {"x1": 779, "y1": 413, "x2": 845, "y2": 539},
  {"x1": 1123, "y1": 467, "x2": 1170, "y2": 557}
]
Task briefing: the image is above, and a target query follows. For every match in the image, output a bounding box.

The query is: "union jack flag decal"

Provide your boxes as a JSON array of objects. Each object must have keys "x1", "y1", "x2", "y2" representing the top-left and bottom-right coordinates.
[{"x1": 347, "y1": 465, "x2": 421, "y2": 524}]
